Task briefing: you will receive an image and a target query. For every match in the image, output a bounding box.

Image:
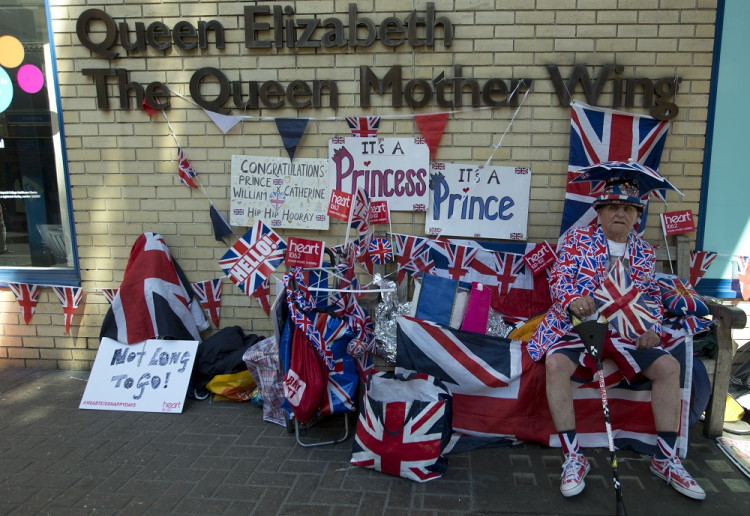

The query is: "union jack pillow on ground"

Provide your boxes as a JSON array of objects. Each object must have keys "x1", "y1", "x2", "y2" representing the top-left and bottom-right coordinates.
[{"x1": 654, "y1": 273, "x2": 709, "y2": 317}]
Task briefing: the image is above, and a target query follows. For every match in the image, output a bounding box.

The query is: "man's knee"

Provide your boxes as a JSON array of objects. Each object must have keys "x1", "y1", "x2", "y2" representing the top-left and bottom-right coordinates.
[
  {"x1": 645, "y1": 354, "x2": 680, "y2": 380},
  {"x1": 546, "y1": 353, "x2": 577, "y2": 378}
]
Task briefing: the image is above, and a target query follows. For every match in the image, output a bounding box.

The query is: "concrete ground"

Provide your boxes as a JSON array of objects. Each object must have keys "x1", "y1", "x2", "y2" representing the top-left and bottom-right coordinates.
[{"x1": 1, "y1": 368, "x2": 749, "y2": 515}]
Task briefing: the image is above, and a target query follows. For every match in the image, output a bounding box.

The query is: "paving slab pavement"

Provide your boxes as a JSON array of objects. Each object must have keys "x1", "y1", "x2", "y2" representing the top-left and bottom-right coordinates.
[{"x1": 1, "y1": 369, "x2": 749, "y2": 515}]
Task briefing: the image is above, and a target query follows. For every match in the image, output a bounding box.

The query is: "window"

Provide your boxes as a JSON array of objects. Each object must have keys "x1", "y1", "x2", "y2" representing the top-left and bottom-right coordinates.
[{"x1": 0, "y1": 0, "x2": 78, "y2": 285}]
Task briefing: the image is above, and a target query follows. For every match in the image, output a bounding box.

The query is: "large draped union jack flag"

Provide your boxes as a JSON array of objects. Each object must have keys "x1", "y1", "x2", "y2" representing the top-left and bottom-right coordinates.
[
  {"x1": 219, "y1": 220, "x2": 286, "y2": 297},
  {"x1": 53, "y1": 286, "x2": 84, "y2": 334},
  {"x1": 395, "y1": 316, "x2": 692, "y2": 457},
  {"x1": 561, "y1": 101, "x2": 670, "y2": 234}
]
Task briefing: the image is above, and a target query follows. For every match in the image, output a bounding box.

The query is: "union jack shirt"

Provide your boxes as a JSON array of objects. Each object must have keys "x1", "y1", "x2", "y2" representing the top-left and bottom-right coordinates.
[{"x1": 528, "y1": 224, "x2": 662, "y2": 360}]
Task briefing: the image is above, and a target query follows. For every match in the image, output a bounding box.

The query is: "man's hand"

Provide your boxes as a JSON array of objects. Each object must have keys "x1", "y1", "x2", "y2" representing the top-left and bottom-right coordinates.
[
  {"x1": 569, "y1": 295, "x2": 596, "y2": 319},
  {"x1": 637, "y1": 330, "x2": 660, "y2": 349}
]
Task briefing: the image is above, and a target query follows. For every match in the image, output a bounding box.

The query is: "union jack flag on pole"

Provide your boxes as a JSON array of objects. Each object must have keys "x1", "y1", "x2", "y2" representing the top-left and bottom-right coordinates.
[
  {"x1": 192, "y1": 278, "x2": 223, "y2": 327},
  {"x1": 219, "y1": 220, "x2": 286, "y2": 298},
  {"x1": 177, "y1": 146, "x2": 199, "y2": 189},
  {"x1": 594, "y1": 259, "x2": 658, "y2": 342},
  {"x1": 9, "y1": 283, "x2": 39, "y2": 325},
  {"x1": 368, "y1": 237, "x2": 393, "y2": 265},
  {"x1": 53, "y1": 286, "x2": 84, "y2": 334},
  {"x1": 346, "y1": 116, "x2": 381, "y2": 137},
  {"x1": 689, "y1": 250, "x2": 718, "y2": 287},
  {"x1": 561, "y1": 101, "x2": 670, "y2": 235}
]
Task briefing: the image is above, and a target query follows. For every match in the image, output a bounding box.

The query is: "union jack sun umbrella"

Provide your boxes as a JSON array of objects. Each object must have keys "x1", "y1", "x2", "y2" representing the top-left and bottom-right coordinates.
[{"x1": 571, "y1": 160, "x2": 683, "y2": 202}]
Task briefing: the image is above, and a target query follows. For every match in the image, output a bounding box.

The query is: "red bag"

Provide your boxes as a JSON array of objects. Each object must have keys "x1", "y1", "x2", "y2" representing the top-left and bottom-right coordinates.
[{"x1": 282, "y1": 326, "x2": 327, "y2": 424}]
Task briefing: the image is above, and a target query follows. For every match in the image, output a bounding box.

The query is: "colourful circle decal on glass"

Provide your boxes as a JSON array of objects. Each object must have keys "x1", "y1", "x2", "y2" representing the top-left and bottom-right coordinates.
[
  {"x1": 0, "y1": 67, "x2": 12, "y2": 113},
  {"x1": 0, "y1": 35, "x2": 24, "y2": 68},
  {"x1": 18, "y1": 64, "x2": 44, "y2": 94},
  {"x1": 0, "y1": 34, "x2": 46, "y2": 114}
]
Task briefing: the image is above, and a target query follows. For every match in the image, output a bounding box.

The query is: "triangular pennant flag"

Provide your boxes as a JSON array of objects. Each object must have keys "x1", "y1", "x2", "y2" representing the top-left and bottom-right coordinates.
[
  {"x1": 414, "y1": 112, "x2": 449, "y2": 160},
  {"x1": 251, "y1": 278, "x2": 271, "y2": 316},
  {"x1": 274, "y1": 118, "x2": 309, "y2": 162},
  {"x1": 102, "y1": 288, "x2": 119, "y2": 304},
  {"x1": 736, "y1": 256, "x2": 750, "y2": 302},
  {"x1": 141, "y1": 96, "x2": 158, "y2": 117},
  {"x1": 192, "y1": 278, "x2": 223, "y2": 327},
  {"x1": 203, "y1": 108, "x2": 245, "y2": 134},
  {"x1": 346, "y1": 116, "x2": 381, "y2": 137},
  {"x1": 209, "y1": 204, "x2": 233, "y2": 245},
  {"x1": 689, "y1": 250, "x2": 718, "y2": 287},
  {"x1": 9, "y1": 283, "x2": 39, "y2": 325},
  {"x1": 177, "y1": 146, "x2": 199, "y2": 189},
  {"x1": 53, "y1": 286, "x2": 84, "y2": 334}
]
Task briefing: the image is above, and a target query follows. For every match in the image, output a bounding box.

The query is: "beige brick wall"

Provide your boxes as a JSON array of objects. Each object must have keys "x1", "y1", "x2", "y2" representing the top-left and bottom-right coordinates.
[{"x1": 0, "y1": 0, "x2": 722, "y2": 370}]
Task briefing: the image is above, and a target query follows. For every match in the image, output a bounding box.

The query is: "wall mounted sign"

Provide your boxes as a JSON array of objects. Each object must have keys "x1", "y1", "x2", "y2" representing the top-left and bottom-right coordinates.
[
  {"x1": 230, "y1": 155, "x2": 329, "y2": 229},
  {"x1": 426, "y1": 163, "x2": 531, "y2": 240},
  {"x1": 329, "y1": 136, "x2": 430, "y2": 211}
]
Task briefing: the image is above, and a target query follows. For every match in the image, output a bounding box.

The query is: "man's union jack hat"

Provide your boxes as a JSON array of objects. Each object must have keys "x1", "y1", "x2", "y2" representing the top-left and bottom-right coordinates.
[{"x1": 592, "y1": 177, "x2": 646, "y2": 211}]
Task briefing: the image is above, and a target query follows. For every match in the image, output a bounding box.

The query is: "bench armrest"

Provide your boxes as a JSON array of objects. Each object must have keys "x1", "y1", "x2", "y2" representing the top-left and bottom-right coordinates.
[{"x1": 703, "y1": 300, "x2": 748, "y2": 438}]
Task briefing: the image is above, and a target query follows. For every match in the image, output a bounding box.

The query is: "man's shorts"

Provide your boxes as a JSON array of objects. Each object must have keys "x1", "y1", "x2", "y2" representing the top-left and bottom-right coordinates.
[{"x1": 548, "y1": 331, "x2": 669, "y2": 382}]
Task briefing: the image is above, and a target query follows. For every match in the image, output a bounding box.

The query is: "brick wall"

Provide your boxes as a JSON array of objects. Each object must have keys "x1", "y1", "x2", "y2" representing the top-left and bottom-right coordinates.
[{"x1": 0, "y1": 0, "x2": 723, "y2": 369}]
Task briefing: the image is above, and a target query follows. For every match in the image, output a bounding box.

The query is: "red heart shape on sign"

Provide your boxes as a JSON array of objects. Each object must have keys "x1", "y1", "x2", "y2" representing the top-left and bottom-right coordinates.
[
  {"x1": 463, "y1": 187, "x2": 470, "y2": 193},
  {"x1": 364, "y1": 161, "x2": 371, "y2": 166}
]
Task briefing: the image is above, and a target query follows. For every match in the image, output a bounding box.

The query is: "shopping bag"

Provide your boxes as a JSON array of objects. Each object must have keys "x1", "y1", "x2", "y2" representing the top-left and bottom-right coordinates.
[
  {"x1": 414, "y1": 274, "x2": 469, "y2": 329},
  {"x1": 282, "y1": 325, "x2": 328, "y2": 424},
  {"x1": 205, "y1": 370, "x2": 256, "y2": 401},
  {"x1": 460, "y1": 282, "x2": 492, "y2": 334},
  {"x1": 350, "y1": 371, "x2": 453, "y2": 482},
  {"x1": 243, "y1": 336, "x2": 286, "y2": 426}
]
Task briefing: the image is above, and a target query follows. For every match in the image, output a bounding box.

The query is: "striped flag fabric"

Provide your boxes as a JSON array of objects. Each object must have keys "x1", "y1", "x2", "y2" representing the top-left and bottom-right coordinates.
[
  {"x1": 9, "y1": 283, "x2": 39, "y2": 325},
  {"x1": 102, "y1": 288, "x2": 119, "y2": 304},
  {"x1": 52, "y1": 286, "x2": 84, "y2": 334}
]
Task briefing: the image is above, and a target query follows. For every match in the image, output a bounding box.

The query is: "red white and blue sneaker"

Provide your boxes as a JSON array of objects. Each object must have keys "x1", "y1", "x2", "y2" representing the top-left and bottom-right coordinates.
[
  {"x1": 560, "y1": 453, "x2": 590, "y2": 497},
  {"x1": 650, "y1": 456, "x2": 706, "y2": 500}
]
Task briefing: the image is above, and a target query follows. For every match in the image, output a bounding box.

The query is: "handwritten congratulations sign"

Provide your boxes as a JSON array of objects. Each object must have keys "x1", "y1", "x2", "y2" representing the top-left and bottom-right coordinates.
[
  {"x1": 329, "y1": 137, "x2": 430, "y2": 211},
  {"x1": 80, "y1": 338, "x2": 199, "y2": 413},
  {"x1": 425, "y1": 163, "x2": 531, "y2": 240},
  {"x1": 230, "y1": 155, "x2": 330, "y2": 230}
]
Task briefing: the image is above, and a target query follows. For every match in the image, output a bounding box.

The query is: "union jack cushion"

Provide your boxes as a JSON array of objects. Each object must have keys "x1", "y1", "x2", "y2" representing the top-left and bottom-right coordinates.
[{"x1": 654, "y1": 273, "x2": 709, "y2": 317}]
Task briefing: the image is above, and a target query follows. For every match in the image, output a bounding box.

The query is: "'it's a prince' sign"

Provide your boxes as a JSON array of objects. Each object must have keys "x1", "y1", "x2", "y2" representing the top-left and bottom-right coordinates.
[{"x1": 425, "y1": 163, "x2": 531, "y2": 240}]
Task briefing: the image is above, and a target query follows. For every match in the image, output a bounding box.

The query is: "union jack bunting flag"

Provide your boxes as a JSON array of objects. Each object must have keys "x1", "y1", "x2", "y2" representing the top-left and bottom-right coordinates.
[
  {"x1": 394, "y1": 234, "x2": 433, "y2": 283},
  {"x1": 9, "y1": 283, "x2": 39, "y2": 325},
  {"x1": 429, "y1": 242, "x2": 478, "y2": 282},
  {"x1": 219, "y1": 220, "x2": 286, "y2": 297},
  {"x1": 192, "y1": 278, "x2": 223, "y2": 327},
  {"x1": 736, "y1": 256, "x2": 750, "y2": 302},
  {"x1": 346, "y1": 116, "x2": 381, "y2": 137},
  {"x1": 251, "y1": 278, "x2": 271, "y2": 316},
  {"x1": 177, "y1": 146, "x2": 199, "y2": 189},
  {"x1": 689, "y1": 250, "x2": 718, "y2": 287},
  {"x1": 351, "y1": 371, "x2": 452, "y2": 482},
  {"x1": 594, "y1": 259, "x2": 658, "y2": 342},
  {"x1": 102, "y1": 288, "x2": 119, "y2": 304},
  {"x1": 368, "y1": 237, "x2": 393, "y2": 265},
  {"x1": 52, "y1": 286, "x2": 84, "y2": 334},
  {"x1": 561, "y1": 101, "x2": 670, "y2": 235}
]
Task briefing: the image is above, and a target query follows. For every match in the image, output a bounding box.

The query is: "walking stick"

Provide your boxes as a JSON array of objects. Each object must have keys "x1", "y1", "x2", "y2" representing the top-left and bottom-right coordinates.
[{"x1": 571, "y1": 313, "x2": 627, "y2": 516}]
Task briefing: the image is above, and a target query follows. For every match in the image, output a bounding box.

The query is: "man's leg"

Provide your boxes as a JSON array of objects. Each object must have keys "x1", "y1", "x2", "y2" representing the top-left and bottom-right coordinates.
[
  {"x1": 642, "y1": 354, "x2": 706, "y2": 500},
  {"x1": 546, "y1": 352, "x2": 590, "y2": 497}
]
